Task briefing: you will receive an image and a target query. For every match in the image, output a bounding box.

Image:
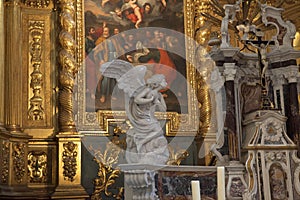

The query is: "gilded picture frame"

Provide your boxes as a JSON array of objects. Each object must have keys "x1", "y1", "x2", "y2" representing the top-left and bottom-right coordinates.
[{"x1": 74, "y1": 0, "x2": 209, "y2": 136}]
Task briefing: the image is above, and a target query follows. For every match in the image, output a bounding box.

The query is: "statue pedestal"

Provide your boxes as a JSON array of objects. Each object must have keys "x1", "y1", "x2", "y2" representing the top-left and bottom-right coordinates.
[
  {"x1": 119, "y1": 164, "x2": 163, "y2": 200},
  {"x1": 226, "y1": 161, "x2": 247, "y2": 200}
]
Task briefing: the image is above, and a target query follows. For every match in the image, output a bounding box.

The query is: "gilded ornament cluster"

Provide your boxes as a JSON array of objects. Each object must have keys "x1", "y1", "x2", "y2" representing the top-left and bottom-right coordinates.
[
  {"x1": 23, "y1": 0, "x2": 50, "y2": 8},
  {"x1": 28, "y1": 151, "x2": 47, "y2": 183},
  {"x1": 1, "y1": 141, "x2": 10, "y2": 184},
  {"x1": 12, "y1": 143, "x2": 26, "y2": 183},
  {"x1": 62, "y1": 142, "x2": 78, "y2": 182},
  {"x1": 90, "y1": 142, "x2": 123, "y2": 200},
  {"x1": 28, "y1": 21, "x2": 45, "y2": 121}
]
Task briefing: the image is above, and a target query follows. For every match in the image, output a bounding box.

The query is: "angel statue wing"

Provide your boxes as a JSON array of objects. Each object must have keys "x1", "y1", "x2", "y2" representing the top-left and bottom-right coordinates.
[{"x1": 100, "y1": 59, "x2": 147, "y2": 97}]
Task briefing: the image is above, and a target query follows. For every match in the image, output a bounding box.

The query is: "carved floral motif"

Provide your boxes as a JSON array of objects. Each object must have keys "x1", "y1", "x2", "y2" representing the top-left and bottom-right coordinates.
[
  {"x1": 62, "y1": 142, "x2": 77, "y2": 182},
  {"x1": 266, "y1": 152, "x2": 286, "y2": 163},
  {"x1": 28, "y1": 151, "x2": 47, "y2": 183},
  {"x1": 1, "y1": 141, "x2": 10, "y2": 184},
  {"x1": 12, "y1": 143, "x2": 26, "y2": 183},
  {"x1": 262, "y1": 120, "x2": 284, "y2": 144},
  {"x1": 90, "y1": 142, "x2": 123, "y2": 200}
]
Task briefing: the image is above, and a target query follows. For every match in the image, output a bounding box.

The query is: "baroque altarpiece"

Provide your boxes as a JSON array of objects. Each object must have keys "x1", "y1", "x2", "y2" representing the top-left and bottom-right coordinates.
[{"x1": 0, "y1": 0, "x2": 300, "y2": 199}]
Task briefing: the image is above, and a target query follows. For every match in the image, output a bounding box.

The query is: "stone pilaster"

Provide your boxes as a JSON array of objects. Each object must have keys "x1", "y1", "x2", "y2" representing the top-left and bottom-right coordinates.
[
  {"x1": 223, "y1": 63, "x2": 239, "y2": 161},
  {"x1": 270, "y1": 70, "x2": 287, "y2": 113},
  {"x1": 283, "y1": 65, "x2": 300, "y2": 154}
]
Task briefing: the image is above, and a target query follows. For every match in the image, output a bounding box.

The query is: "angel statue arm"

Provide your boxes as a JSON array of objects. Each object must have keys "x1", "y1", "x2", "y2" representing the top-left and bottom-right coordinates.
[
  {"x1": 133, "y1": 83, "x2": 167, "y2": 112},
  {"x1": 134, "y1": 87, "x2": 154, "y2": 104},
  {"x1": 154, "y1": 92, "x2": 167, "y2": 112}
]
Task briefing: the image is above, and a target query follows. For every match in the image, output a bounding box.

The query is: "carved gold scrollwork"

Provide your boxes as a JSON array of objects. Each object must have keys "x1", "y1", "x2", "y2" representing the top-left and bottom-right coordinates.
[
  {"x1": 28, "y1": 151, "x2": 47, "y2": 183},
  {"x1": 58, "y1": 0, "x2": 78, "y2": 132},
  {"x1": 90, "y1": 142, "x2": 123, "y2": 200},
  {"x1": 112, "y1": 121, "x2": 131, "y2": 149},
  {"x1": 167, "y1": 145, "x2": 189, "y2": 166},
  {"x1": 62, "y1": 142, "x2": 77, "y2": 181},
  {"x1": 23, "y1": 0, "x2": 50, "y2": 8},
  {"x1": 1, "y1": 141, "x2": 10, "y2": 184},
  {"x1": 28, "y1": 21, "x2": 45, "y2": 121},
  {"x1": 12, "y1": 143, "x2": 26, "y2": 183}
]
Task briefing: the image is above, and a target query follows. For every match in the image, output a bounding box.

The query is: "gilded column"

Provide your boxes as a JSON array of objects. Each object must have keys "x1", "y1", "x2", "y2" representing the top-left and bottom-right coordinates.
[
  {"x1": 283, "y1": 65, "x2": 300, "y2": 155},
  {"x1": 223, "y1": 63, "x2": 239, "y2": 161},
  {"x1": 57, "y1": 0, "x2": 77, "y2": 132},
  {"x1": 52, "y1": 0, "x2": 88, "y2": 198},
  {"x1": 4, "y1": 0, "x2": 23, "y2": 132},
  {"x1": 0, "y1": 0, "x2": 5, "y2": 129}
]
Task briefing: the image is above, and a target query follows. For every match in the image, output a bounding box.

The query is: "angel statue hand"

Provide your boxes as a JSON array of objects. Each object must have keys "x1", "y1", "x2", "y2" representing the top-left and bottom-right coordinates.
[{"x1": 134, "y1": 88, "x2": 154, "y2": 104}]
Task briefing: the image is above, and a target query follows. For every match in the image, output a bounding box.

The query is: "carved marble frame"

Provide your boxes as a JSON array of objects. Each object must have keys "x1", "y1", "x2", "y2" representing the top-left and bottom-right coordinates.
[{"x1": 74, "y1": 0, "x2": 206, "y2": 136}]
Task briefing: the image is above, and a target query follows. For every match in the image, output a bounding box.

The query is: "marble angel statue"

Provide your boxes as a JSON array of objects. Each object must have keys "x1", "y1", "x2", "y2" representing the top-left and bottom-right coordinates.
[{"x1": 100, "y1": 59, "x2": 169, "y2": 165}]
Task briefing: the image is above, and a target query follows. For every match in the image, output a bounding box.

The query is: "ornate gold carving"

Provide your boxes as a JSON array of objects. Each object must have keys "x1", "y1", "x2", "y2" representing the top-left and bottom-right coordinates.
[
  {"x1": 28, "y1": 151, "x2": 47, "y2": 183},
  {"x1": 62, "y1": 141, "x2": 78, "y2": 181},
  {"x1": 167, "y1": 146, "x2": 189, "y2": 166},
  {"x1": 90, "y1": 142, "x2": 123, "y2": 200},
  {"x1": 28, "y1": 21, "x2": 45, "y2": 121},
  {"x1": 196, "y1": 72, "x2": 211, "y2": 135},
  {"x1": 58, "y1": 0, "x2": 78, "y2": 132},
  {"x1": 194, "y1": 0, "x2": 211, "y2": 46},
  {"x1": 23, "y1": 0, "x2": 50, "y2": 8},
  {"x1": 1, "y1": 141, "x2": 10, "y2": 184},
  {"x1": 96, "y1": 110, "x2": 198, "y2": 136},
  {"x1": 12, "y1": 143, "x2": 26, "y2": 183},
  {"x1": 112, "y1": 121, "x2": 130, "y2": 149},
  {"x1": 113, "y1": 121, "x2": 131, "y2": 135}
]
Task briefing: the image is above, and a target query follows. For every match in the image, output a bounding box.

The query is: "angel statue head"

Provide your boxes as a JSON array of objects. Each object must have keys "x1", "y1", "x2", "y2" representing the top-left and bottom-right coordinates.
[{"x1": 146, "y1": 74, "x2": 167, "y2": 90}]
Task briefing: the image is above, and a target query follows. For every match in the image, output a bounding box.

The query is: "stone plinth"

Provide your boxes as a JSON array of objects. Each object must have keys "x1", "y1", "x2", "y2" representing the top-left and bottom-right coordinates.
[{"x1": 119, "y1": 164, "x2": 218, "y2": 200}]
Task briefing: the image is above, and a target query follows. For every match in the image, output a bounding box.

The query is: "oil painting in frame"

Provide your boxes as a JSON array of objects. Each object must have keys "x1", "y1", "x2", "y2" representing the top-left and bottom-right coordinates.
[{"x1": 75, "y1": 0, "x2": 202, "y2": 136}]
